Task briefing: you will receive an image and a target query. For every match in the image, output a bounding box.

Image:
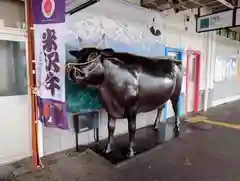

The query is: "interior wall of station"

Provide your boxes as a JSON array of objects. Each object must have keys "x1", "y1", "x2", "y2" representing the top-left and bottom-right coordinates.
[
  {"x1": 42, "y1": 0, "x2": 212, "y2": 156},
  {"x1": 158, "y1": 8, "x2": 210, "y2": 116},
  {"x1": 43, "y1": 0, "x2": 166, "y2": 156}
]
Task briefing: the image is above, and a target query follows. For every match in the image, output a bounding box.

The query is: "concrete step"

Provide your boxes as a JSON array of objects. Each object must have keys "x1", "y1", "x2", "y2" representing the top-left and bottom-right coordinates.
[
  {"x1": 11, "y1": 149, "x2": 126, "y2": 181},
  {"x1": 0, "y1": 165, "x2": 16, "y2": 181}
]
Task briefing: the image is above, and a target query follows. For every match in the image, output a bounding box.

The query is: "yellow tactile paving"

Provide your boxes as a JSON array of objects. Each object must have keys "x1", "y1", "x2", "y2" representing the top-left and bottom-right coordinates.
[{"x1": 186, "y1": 115, "x2": 240, "y2": 130}]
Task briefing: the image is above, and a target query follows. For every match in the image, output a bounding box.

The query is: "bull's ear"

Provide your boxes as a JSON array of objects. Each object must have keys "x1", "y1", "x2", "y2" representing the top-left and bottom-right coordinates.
[
  {"x1": 69, "y1": 50, "x2": 80, "y2": 58},
  {"x1": 100, "y1": 48, "x2": 114, "y2": 56}
]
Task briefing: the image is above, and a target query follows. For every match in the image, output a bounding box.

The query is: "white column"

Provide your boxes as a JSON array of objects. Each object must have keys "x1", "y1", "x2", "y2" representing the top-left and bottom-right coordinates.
[
  {"x1": 203, "y1": 31, "x2": 212, "y2": 111},
  {"x1": 210, "y1": 32, "x2": 216, "y2": 90}
]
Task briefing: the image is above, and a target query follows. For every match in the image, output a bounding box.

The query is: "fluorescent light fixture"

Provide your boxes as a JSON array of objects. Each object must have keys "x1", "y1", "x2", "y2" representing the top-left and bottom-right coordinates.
[
  {"x1": 65, "y1": 0, "x2": 99, "y2": 14},
  {"x1": 216, "y1": 0, "x2": 234, "y2": 9}
]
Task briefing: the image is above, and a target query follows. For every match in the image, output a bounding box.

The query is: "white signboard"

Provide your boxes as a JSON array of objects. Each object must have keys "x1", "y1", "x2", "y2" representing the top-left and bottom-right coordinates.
[
  {"x1": 35, "y1": 23, "x2": 67, "y2": 102},
  {"x1": 34, "y1": 23, "x2": 69, "y2": 129},
  {"x1": 196, "y1": 10, "x2": 233, "y2": 33},
  {"x1": 236, "y1": 8, "x2": 240, "y2": 26}
]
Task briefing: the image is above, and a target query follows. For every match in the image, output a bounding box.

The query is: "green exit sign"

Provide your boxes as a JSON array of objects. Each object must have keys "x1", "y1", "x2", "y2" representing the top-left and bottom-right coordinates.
[{"x1": 200, "y1": 18, "x2": 210, "y2": 29}]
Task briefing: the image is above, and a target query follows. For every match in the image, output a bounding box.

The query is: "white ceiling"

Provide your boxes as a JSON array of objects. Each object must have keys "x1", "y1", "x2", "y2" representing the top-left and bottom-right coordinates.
[{"x1": 141, "y1": 0, "x2": 238, "y2": 12}]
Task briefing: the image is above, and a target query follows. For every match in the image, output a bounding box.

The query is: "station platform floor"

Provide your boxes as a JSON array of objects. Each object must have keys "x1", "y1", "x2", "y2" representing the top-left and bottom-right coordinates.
[
  {"x1": 119, "y1": 100, "x2": 240, "y2": 181},
  {"x1": 1, "y1": 100, "x2": 240, "y2": 181}
]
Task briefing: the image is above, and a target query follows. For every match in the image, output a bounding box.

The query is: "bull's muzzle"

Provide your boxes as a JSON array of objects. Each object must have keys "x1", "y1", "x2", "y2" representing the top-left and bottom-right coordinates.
[
  {"x1": 66, "y1": 64, "x2": 75, "y2": 81},
  {"x1": 66, "y1": 63, "x2": 86, "y2": 82}
]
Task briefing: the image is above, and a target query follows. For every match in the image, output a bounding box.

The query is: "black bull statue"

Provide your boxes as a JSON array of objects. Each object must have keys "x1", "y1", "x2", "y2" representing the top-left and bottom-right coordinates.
[{"x1": 67, "y1": 48, "x2": 183, "y2": 157}]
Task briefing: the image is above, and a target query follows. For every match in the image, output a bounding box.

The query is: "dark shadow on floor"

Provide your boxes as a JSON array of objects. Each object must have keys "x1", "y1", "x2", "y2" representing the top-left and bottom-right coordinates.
[{"x1": 84, "y1": 120, "x2": 195, "y2": 165}]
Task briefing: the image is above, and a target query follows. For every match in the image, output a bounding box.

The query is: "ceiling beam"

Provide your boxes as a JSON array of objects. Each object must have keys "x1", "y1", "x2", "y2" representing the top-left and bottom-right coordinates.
[
  {"x1": 188, "y1": 0, "x2": 204, "y2": 7},
  {"x1": 216, "y1": 0, "x2": 234, "y2": 8}
]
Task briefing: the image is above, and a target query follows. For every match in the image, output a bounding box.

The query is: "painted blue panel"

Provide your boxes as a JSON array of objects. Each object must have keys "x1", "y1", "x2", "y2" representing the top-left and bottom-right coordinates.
[{"x1": 164, "y1": 47, "x2": 183, "y2": 121}]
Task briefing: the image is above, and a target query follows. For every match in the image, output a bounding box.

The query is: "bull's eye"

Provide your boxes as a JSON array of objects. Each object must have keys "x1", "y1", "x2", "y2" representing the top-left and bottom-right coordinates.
[
  {"x1": 87, "y1": 52, "x2": 98, "y2": 62},
  {"x1": 87, "y1": 63, "x2": 95, "y2": 71}
]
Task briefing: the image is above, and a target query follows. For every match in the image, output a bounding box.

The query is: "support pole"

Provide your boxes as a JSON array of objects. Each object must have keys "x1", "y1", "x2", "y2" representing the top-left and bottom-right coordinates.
[{"x1": 26, "y1": 0, "x2": 40, "y2": 168}]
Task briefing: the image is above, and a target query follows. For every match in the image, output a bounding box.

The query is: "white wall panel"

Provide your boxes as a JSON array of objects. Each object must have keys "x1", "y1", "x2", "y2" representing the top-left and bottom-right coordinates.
[{"x1": 212, "y1": 35, "x2": 240, "y2": 105}]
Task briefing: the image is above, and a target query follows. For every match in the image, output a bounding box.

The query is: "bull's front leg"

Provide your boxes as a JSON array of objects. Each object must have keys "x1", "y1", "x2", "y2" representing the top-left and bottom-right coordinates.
[
  {"x1": 127, "y1": 114, "x2": 137, "y2": 158},
  {"x1": 104, "y1": 115, "x2": 116, "y2": 154}
]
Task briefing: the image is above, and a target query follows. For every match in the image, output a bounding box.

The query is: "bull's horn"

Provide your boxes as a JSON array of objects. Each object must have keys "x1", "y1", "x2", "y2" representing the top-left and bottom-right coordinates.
[
  {"x1": 76, "y1": 36, "x2": 82, "y2": 45},
  {"x1": 96, "y1": 33, "x2": 106, "y2": 48},
  {"x1": 66, "y1": 63, "x2": 73, "y2": 73}
]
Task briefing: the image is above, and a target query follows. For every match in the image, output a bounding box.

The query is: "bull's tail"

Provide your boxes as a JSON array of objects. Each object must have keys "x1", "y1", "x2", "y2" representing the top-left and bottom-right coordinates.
[
  {"x1": 175, "y1": 61, "x2": 182, "y2": 71},
  {"x1": 173, "y1": 62, "x2": 183, "y2": 94}
]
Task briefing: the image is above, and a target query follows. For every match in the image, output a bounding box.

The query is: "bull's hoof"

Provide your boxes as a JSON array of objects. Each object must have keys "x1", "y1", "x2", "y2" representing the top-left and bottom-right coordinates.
[
  {"x1": 103, "y1": 144, "x2": 113, "y2": 154},
  {"x1": 153, "y1": 123, "x2": 159, "y2": 130},
  {"x1": 174, "y1": 125, "x2": 180, "y2": 133},
  {"x1": 126, "y1": 149, "x2": 135, "y2": 158}
]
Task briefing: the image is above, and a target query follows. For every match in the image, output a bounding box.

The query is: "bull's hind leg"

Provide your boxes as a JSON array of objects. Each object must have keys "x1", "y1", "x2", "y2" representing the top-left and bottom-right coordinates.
[
  {"x1": 171, "y1": 65, "x2": 182, "y2": 133},
  {"x1": 153, "y1": 106, "x2": 163, "y2": 130},
  {"x1": 127, "y1": 114, "x2": 137, "y2": 158},
  {"x1": 171, "y1": 95, "x2": 180, "y2": 133},
  {"x1": 171, "y1": 91, "x2": 180, "y2": 133},
  {"x1": 104, "y1": 115, "x2": 116, "y2": 154}
]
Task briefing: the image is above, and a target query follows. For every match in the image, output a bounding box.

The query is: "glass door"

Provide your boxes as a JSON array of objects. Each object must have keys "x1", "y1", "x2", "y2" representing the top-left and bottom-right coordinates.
[
  {"x1": 0, "y1": 39, "x2": 30, "y2": 164},
  {"x1": 187, "y1": 54, "x2": 196, "y2": 112}
]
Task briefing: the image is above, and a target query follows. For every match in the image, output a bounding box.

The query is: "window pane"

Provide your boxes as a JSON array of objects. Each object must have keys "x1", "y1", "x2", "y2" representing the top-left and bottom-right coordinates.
[
  {"x1": 0, "y1": 40, "x2": 27, "y2": 96},
  {"x1": 0, "y1": 0, "x2": 25, "y2": 29},
  {"x1": 189, "y1": 55, "x2": 196, "y2": 82}
]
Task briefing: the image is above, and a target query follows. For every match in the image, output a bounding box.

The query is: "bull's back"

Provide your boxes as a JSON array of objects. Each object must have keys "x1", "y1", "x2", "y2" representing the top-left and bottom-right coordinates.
[{"x1": 101, "y1": 58, "x2": 181, "y2": 118}]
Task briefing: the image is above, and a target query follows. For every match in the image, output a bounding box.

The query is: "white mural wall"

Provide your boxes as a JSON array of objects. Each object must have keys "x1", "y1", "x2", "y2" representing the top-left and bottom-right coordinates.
[{"x1": 43, "y1": 0, "x2": 168, "y2": 155}]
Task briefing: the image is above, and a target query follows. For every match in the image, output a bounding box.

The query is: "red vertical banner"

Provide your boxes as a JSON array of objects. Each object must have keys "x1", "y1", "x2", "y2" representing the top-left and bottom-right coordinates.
[
  {"x1": 30, "y1": 0, "x2": 67, "y2": 168},
  {"x1": 32, "y1": 0, "x2": 68, "y2": 130}
]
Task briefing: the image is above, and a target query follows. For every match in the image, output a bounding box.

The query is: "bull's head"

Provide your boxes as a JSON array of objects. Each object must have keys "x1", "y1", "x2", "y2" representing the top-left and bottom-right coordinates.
[{"x1": 67, "y1": 47, "x2": 114, "y2": 86}]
